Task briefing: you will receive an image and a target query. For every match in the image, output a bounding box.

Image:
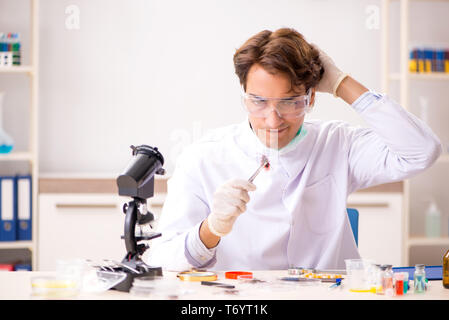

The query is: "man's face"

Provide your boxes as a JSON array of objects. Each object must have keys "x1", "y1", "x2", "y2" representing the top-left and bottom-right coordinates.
[{"x1": 245, "y1": 64, "x2": 315, "y2": 149}]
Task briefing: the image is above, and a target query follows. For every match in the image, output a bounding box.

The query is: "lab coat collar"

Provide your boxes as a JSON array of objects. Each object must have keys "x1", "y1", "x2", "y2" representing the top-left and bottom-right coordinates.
[{"x1": 237, "y1": 118, "x2": 316, "y2": 179}]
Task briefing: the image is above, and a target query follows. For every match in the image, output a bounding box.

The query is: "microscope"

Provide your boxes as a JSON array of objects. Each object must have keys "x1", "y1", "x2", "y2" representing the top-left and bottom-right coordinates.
[{"x1": 110, "y1": 144, "x2": 166, "y2": 292}]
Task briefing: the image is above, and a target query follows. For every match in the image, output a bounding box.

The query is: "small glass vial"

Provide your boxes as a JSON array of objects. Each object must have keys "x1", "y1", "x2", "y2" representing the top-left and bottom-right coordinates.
[
  {"x1": 375, "y1": 265, "x2": 385, "y2": 295},
  {"x1": 394, "y1": 272, "x2": 404, "y2": 296},
  {"x1": 382, "y1": 265, "x2": 394, "y2": 296},
  {"x1": 414, "y1": 264, "x2": 426, "y2": 294},
  {"x1": 402, "y1": 272, "x2": 409, "y2": 294}
]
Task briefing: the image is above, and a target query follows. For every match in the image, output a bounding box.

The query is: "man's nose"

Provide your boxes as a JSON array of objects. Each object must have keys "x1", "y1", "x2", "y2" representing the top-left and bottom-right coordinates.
[{"x1": 265, "y1": 105, "x2": 284, "y2": 128}]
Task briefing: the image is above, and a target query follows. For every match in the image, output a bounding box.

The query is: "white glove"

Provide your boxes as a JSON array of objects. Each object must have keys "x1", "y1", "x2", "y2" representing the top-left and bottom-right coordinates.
[
  {"x1": 207, "y1": 179, "x2": 256, "y2": 237},
  {"x1": 313, "y1": 45, "x2": 349, "y2": 97}
]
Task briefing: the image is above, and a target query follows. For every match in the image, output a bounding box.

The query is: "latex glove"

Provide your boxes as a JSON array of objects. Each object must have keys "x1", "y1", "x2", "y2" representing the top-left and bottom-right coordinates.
[
  {"x1": 313, "y1": 45, "x2": 349, "y2": 97},
  {"x1": 207, "y1": 179, "x2": 256, "y2": 237}
]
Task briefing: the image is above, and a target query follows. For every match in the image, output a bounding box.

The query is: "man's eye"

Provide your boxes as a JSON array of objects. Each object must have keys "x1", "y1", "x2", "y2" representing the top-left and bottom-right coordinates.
[
  {"x1": 252, "y1": 99, "x2": 267, "y2": 105},
  {"x1": 279, "y1": 100, "x2": 296, "y2": 107}
]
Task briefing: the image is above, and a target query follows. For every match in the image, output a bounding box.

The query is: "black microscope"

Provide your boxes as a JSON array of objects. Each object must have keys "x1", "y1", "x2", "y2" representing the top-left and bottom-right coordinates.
[{"x1": 111, "y1": 144, "x2": 166, "y2": 292}]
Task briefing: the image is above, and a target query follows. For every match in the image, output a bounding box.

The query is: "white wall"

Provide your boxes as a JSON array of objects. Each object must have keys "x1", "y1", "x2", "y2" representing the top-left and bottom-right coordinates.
[
  {"x1": 1, "y1": 0, "x2": 447, "y2": 176},
  {"x1": 35, "y1": 0, "x2": 382, "y2": 175}
]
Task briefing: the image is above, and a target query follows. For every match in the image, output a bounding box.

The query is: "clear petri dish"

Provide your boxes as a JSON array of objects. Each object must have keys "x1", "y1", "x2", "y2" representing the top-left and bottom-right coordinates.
[{"x1": 31, "y1": 276, "x2": 80, "y2": 299}]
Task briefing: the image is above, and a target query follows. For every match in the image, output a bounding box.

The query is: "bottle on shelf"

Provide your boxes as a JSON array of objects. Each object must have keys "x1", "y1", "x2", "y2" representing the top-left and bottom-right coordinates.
[
  {"x1": 425, "y1": 200, "x2": 441, "y2": 238},
  {"x1": 0, "y1": 92, "x2": 14, "y2": 154}
]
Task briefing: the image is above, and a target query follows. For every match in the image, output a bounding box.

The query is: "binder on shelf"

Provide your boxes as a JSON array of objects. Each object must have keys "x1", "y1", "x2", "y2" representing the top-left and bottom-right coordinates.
[
  {"x1": 14, "y1": 263, "x2": 31, "y2": 271},
  {"x1": 15, "y1": 175, "x2": 32, "y2": 241},
  {"x1": 0, "y1": 176, "x2": 16, "y2": 241},
  {"x1": 0, "y1": 264, "x2": 14, "y2": 271}
]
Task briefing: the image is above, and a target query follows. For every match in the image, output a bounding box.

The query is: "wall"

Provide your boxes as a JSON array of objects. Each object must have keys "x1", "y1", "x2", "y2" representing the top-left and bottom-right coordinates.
[{"x1": 1, "y1": 0, "x2": 385, "y2": 175}]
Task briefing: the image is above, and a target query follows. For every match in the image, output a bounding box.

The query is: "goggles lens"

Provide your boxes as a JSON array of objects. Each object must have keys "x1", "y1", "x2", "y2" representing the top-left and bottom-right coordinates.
[{"x1": 242, "y1": 91, "x2": 311, "y2": 118}]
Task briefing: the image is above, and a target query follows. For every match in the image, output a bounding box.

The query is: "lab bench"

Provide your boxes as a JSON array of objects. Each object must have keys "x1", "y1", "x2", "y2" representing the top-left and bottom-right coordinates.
[{"x1": 0, "y1": 269, "x2": 447, "y2": 300}]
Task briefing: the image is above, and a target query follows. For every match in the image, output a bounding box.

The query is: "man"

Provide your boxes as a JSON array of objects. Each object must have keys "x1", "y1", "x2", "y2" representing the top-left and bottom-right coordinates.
[{"x1": 147, "y1": 28, "x2": 441, "y2": 271}]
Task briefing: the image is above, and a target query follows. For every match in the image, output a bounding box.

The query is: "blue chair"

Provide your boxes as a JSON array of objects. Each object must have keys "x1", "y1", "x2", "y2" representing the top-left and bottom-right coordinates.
[{"x1": 347, "y1": 208, "x2": 359, "y2": 247}]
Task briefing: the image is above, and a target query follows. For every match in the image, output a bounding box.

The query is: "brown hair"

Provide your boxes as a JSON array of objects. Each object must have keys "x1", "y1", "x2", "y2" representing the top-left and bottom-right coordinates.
[{"x1": 233, "y1": 28, "x2": 324, "y2": 93}]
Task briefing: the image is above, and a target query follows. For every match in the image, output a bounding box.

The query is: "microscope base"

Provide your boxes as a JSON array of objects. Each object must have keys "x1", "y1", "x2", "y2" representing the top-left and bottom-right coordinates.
[{"x1": 111, "y1": 267, "x2": 163, "y2": 292}]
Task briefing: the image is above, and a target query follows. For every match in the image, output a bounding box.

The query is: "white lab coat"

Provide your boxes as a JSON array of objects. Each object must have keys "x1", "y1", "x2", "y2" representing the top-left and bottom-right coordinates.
[{"x1": 147, "y1": 94, "x2": 442, "y2": 271}]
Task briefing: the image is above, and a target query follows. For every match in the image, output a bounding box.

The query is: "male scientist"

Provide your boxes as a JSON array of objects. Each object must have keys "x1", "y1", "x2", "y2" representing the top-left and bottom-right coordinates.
[{"x1": 147, "y1": 28, "x2": 442, "y2": 271}]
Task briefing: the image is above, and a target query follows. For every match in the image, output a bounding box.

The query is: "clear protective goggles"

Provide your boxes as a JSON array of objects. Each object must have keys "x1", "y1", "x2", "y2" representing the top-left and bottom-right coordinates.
[{"x1": 241, "y1": 89, "x2": 312, "y2": 119}]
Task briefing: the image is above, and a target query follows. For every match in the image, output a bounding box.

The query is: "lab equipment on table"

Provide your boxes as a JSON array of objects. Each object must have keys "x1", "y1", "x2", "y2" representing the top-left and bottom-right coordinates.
[
  {"x1": 328, "y1": 278, "x2": 342, "y2": 290},
  {"x1": 280, "y1": 277, "x2": 321, "y2": 285},
  {"x1": 288, "y1": 267, "x2": 346, "y2": 277},
  {"x1": 130, "y1": 276, "x2": 187, "y2": 299},
  {"x1": 177, "y1": 270, "x2": 218, "y2": 282},
  {"x1": 31, "y1": 276, "x2": 79, "y2": 298},
  {"x1": 443, "y1": 249, "x2": 449, "y2": 289},
  {"x1": 393, "y1": 265, "x2": 442, "y2": 280},
  {"x1": 372, "y1": 264, "x2": 384, "y2": 295},
  {"x1": 0, "y1": 92, "x2": 14, "y2": 154},
  {"x1": 89, "y1": 145, "x2": 166, "y2": 292},
  {"x1": 414, "y1": 264, "x2": 426, "y2": 294},
  {"x1": 402, "y1": 272, "x2": 409, "y2": 294},
  {"x1": 225, "y1": 271, "x2": 253, "y2": 280},
  {"x1": 394, "y1": 272, "x2": 404, "y2": 296},
  {"x1": 382, "y1": 265, "x2": 394, "y2": 296},
  {"x1": 288, "y1": 267, "x2": 304, "y2": 275},
  {"x1": 280, "y1": 267, "x2": 344, "y2": 288},
  {"x1": 344, "y1": 259, "x2": 375, "y2": 292},
  {"x1": 201, "y1": 281, "x2": 235, "y2": 289}
]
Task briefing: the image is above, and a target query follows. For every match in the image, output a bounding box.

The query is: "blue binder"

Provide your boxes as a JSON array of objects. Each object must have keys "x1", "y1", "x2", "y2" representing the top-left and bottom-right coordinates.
[
  {"x1": 0, "y1": 176, "x2": 17, "y2": 241},
  {"x1": 15, "y1": 175, "x2": 32, "y2": 241}
]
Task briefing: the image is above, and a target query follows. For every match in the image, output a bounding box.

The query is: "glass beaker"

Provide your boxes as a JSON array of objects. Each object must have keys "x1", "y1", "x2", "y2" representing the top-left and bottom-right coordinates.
[{"x1": 344, "y1": 259, "x2": 374, "y2": 292}]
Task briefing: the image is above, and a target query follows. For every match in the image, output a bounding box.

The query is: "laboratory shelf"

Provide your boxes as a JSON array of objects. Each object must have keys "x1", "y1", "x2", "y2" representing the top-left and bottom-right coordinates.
[
  {"x1": 0, "y1": 241, "x2": 34, "y2": 250},
  {"x1": 382, "y1": 0, "x2": 449, "y2": 266},
  {"x1": 0, "y1": 0, "x2": 39, "y2": 271},
  {"x1": 0, "y1": 152, "x2": 34, "y2": 161},
  {"x1": 437, "y1": 154, "x2": 449, "y2": 163},
  {"x1": 0, "y1": 66, "x2": 34, "y2": 75},
  {"x1": 407, "y1": 237, "x2": 449, "y2": 247},
  {"x1": 389, "y1": 73, "x2": 449, "y2": 81}
]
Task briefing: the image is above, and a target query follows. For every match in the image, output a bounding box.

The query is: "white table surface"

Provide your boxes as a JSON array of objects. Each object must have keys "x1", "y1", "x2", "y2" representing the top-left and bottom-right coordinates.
[{"x1": 1, "y1": 270, "x2": 448, "y2": 300}]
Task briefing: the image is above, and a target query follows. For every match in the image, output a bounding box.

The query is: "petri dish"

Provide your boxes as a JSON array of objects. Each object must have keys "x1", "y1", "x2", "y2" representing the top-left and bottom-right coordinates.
[{"x1": 31, "y1": 276, "x2": 80, "y2": 298}]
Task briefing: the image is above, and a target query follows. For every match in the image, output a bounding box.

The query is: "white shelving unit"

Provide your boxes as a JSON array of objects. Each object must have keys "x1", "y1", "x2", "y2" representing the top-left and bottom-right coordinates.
[
  {"x1": 0, "y1": 0, "x2": 39, "y2": 270},
  {"x1": 381, "y1": 0, "x2": 449, "y2": 265}
]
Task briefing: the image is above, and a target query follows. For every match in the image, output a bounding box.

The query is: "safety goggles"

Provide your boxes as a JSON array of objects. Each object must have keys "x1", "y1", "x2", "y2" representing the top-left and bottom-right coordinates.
[{"x1": 241, "y1": 90, "x2": 312, "y2": 119}]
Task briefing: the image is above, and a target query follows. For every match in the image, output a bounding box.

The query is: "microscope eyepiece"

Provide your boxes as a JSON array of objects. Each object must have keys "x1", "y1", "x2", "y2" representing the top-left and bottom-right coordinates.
[
  {"x1": 117, "y1": 144, "x2": 165, "y2": 199},
  {"x1": 130, "y1": 145, "x2": 164, "y2": 166}
]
